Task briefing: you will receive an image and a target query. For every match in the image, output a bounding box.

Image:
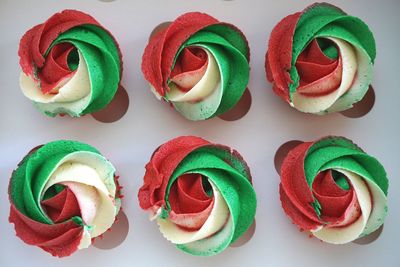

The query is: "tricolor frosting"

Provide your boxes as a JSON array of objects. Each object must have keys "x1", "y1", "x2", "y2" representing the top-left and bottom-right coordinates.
[
  {"x1": 8, "y1": 140, "x2": 121, "y2": 257},
  {"x1": 138, "y1": 136, "x2": 256, "y2": 256},
  {"x1": 280, "y1": 136, "x2": 388, "y2": 244},
  {"x1": 142, "y1": 12, "x2": 250, "y2": 120},
  {"x1": 266, "y1": 3, "x2": 376, "y2": 114},
  {"x1": 19, "y1": 10, "x2": 122, "y2": 117}
]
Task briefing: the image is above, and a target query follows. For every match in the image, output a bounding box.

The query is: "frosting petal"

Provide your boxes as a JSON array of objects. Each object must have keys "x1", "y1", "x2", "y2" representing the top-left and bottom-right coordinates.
[
  {"x1": 312, "y1": 169, "x2": 371, "y2": 244},
  {"x1": 20, "y1": 50, "x2": 91, "y2": 104},
  {"x1": 292, "y1": 37, "x2": 357, "y2": 113},
  {"x1": 158, "y1": 180, "x2": 229, "y2": 244},
  {"x1": 167, "y1": 48, "x2": 220, "y2": 102}
]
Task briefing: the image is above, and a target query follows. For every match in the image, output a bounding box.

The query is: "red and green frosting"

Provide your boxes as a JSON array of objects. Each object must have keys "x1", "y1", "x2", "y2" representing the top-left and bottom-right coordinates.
[
  {"x1": 142, "y1": 12, "x2": 250, "y2": 120},
  {"x1": 18, "y1": 10, "x2": 122, "y2": 117},
  {"x1": 266, "y1": 3, "x2": 376, "y2": 114},
  {"x1": 280, "y1": 136, "x2": 388, "y2": 243},
  {"x1": 138, "y1": 136, "x2": 256, "y2": 256},
  {"x1": 9, "y1": 140, "x2": 121, "y2": 257}
]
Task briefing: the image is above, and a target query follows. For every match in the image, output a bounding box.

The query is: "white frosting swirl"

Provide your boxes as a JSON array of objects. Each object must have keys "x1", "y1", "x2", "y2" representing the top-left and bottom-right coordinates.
[
  {"x1": 40, "y1": 151, "x2": 120, "y2": 249},
  {"x1": 292, "y1": 37, "x2": 373, "y2": 114},
  {"x1": 20, "y1": 51, "x2": 92, "y2": 116},
  {"x1": 150, "y1": 46, "x2": 223, "y2": 121},
  {"x1": 157, "y1": 180, "x2": 229, "y2": 244},
  {"x1": 311, "y1": 168, "x2": 386, "y2": 244}
]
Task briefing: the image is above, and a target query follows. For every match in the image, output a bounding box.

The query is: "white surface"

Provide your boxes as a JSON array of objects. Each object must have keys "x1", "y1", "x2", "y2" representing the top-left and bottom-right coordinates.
[{"x1": 0, "y1": 0, "x2": 399, "y2": 266}]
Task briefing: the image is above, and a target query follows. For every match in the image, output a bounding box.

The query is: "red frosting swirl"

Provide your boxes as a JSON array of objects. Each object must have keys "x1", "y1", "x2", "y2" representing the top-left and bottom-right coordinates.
[
  {"x1": 19, "y1": 10, "x2": 100, "y2": 93},
  {"x1": 141, "y1": 13, "x2": 218, "y2": 97},
  {"x1": 138, "y1": 136, "x2": 209, "y2": 213}
]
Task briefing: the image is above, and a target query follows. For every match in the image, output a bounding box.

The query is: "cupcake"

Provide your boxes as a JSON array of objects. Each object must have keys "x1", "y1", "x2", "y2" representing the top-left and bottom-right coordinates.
[
  {"x1": 138, "y1": 136, "x2": 257, "y2": 256},
  {"x1": 142, "y1": 12, "x2": 250, "y2": 121},
  {"x1": 19, "y1": 10, "x2": 122, "y2": 117},
  {"x1": 8, "y1": 140, "x2": 122, "y2": 257},
  {"x1": 279, "y1": 136, "x2": 388, "y2": 244},
  {"x1": 266, "y1": 3, "x2": 376, "y2": 114}
]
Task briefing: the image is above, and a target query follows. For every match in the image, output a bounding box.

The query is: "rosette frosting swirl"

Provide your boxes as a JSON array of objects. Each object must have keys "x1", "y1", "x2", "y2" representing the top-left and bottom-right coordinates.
[
  {"x1": 279, "y1": 136, "x2": 388, "y2": 244},
  {"x1": 9, "y1": 140, "x2": 121, "y2": 257},
  {"x1": 142, "y1": 12, "x2": 250, "y2": 120},
  {"x1": 19, "y1": 10, "x2": 122, "y2": 117},
  {"x1": 138, "y1": 136, "x2": 256, "y2": 256},
  {"x1": 266, "y1": 3, "x2": 376, "y2": 114}
]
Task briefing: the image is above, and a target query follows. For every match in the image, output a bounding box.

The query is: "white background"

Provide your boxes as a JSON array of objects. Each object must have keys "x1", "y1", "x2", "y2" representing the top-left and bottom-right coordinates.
[{"x1": 0, "y1": 0, "x2": 399, "y2": 266}]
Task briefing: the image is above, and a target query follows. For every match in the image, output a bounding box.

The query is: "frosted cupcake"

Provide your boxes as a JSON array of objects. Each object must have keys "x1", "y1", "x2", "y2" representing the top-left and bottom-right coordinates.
[
  {"x1": 279, "y1": 136, "x2": 388, "y2": 243},
  {"x1": 266, "y1": 3, "x2": 376, "y2": 114},
  {"x1": 142, "y1": 12, "x2": 250, "y2": 121},
  {"x1": 18, "y1": 10, "x2": 122, "y2": 117},
  {"x1": 138, "y1": 136, "x2": 257, "y2": 255},
  {"x1": 9, "y1": 140, "x2": 122, "y2": 257}
]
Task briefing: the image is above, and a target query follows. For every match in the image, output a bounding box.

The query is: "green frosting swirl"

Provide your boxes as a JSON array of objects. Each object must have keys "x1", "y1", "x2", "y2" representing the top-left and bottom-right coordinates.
[
  {"x1": 10, "y1": 140, "x2": 115, "y2": 224},
  {"x1": 36, "y1": 25, "x2": 121, "y2": 117},
  {"x1": 12, "y1": 141, "x2": 94, "y2": 223},
  {"x1": 305, "y1": 137, "x2": 388, "y2": 236},
  {"x1": 289, "y1": 3, "x2": 375, "y2": 110},
  {"x1": 164, "y1": 146, "x2": 256, "y2": 256}
]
